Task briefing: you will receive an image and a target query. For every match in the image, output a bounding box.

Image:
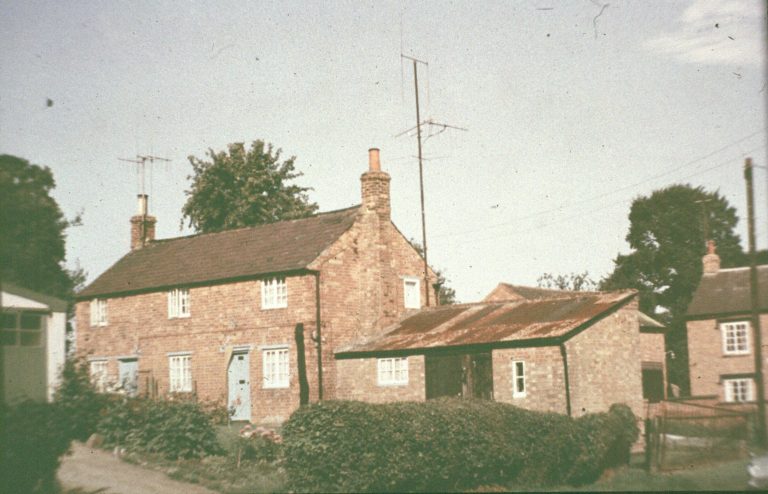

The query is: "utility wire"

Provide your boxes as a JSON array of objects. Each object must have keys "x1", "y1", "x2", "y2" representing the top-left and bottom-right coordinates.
[{"x1": 433, "y1": 131, "x2": 765, "y2": 240}]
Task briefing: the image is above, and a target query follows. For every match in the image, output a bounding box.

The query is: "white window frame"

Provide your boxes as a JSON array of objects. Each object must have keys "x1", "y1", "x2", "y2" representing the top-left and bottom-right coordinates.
[
  {"x1": 90, "y1": 298, "x2": 108, "y2": 327},
  {"x1": 261, "y1": 277, "x2": 288, "y2": 309},
  {"x1": 403, "y1": 277, "x2": 421, "y2": 309},
  {"x1": 377, "y1": 357, "x2": 409, "y2": 386},
  {"x1": 89, "y1": 360, "x2": 109, "y2": 392},
  {"x1": 169, "y1": 353, "x2": 192, "y2": 393},
  {"x1": 724, "y1": 378, "x2": 753, "y2": 403},
  {"x1": 262, "y1": 347, "x2": 290, "y2": 388},
  {"x1": 721, "y1": 321, "x2": 750, "y2": 355},
  {"x1": 168, "y1": 288, "x2": 191, "y2": 318},
  {"x1": 512, "y1": 360, "x2": 526, "y2": 398}
]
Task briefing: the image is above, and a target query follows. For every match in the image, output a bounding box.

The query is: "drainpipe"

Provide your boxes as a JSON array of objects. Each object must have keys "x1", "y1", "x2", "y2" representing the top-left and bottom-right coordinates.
[
  {"x1": 309, "y1": 270, "x2": 324, "y2": 401},
  {"x1": 559, "y1": 342, "x2": 572, "y2": 417}
]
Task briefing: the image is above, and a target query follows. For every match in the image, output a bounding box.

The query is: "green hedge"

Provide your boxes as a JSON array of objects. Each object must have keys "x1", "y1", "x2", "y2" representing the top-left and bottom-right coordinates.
[
  {"x1": 282, "y1": 399, "x2": 638, "y2": 492},
  {"x1": 0, "y1": 401, "x2": 72, "y2": 494},
  {"x1": 96, "y1": 396, "x2": 222, "y2": 459}
]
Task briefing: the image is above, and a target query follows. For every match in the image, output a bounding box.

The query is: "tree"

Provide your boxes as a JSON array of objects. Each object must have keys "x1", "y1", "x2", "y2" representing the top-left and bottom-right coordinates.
[
  {"x1": 0, "y1": 155, "x2": 83, "y2": 301},
  {"x1": 537, "y1": 272, "x2": 597, "y2": 291},
  {"x1": 182, "y1": 141, "x2": 318, "y2": 233},
  {"x1": 600, "y1": 184, "x2": 743, "y2": 394},
  {"x1": 409, "y1": 239, "x2": 457, "y2": 305}
]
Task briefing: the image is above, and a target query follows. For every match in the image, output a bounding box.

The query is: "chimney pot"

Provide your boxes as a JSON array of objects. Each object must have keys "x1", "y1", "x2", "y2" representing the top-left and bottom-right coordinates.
[
  {"x1": 703, "y1": 240, "x2": 721, "y2": 274},
  {"x1": 368, "y1": 148, "x2": 381, "y2": 172},
  {"x1": 137, "y1": 194, "x2": 148, "y2": 215}
]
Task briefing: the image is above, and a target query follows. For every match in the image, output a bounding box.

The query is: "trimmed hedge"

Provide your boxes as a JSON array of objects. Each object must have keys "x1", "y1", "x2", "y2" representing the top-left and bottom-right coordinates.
[
  {"x1": 96, "y1": 396, "x2": 222, "y2": 459},
  {"x1": 282, "y1": 399, "x2": 638, "y2": 492}
]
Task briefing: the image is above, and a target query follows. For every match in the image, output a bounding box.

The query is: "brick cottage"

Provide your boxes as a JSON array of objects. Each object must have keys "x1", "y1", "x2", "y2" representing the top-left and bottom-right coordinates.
[
  {"x1": 77, "y1": 147, "x2": 653, "y2": 425},
  {"x1": 76, "y1": 149, "x2": 436, "y2": 423}
]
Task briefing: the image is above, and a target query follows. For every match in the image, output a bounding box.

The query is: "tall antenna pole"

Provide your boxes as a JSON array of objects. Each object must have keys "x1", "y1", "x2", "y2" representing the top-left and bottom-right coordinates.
[
  {"x1": 412, "y1": 58, "x2": 430, "y2": 307},
  {"x1": 118, "y1": 154, "x2": 171, "y2": 206},
  {"x1": 399, "y1": 54, "x2": 466, "y2": 307}
]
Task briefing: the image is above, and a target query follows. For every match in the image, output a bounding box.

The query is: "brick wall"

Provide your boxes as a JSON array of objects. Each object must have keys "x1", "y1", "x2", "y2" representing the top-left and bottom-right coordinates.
[
  {"x1": 687, "y1": 313, "x2": 768, "y2": 401},
  {"x1": 335, "y1": 356, "x2": 425, "y2": 402},
  {"x1": 492, "y1": 346, "x2": 567, "y2": 414},
  {"x1": 565, "y1": 299, "x2": 644, "y2": 420}
]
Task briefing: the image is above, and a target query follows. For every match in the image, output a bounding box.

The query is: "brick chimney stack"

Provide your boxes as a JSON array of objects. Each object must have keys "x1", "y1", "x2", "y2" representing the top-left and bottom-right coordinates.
[
  {"x1": 702, "y1": 240, "x2": 721, "y2": 274},
  {"x1": 130, "y1": 194, "x2": 157, "y2": 250},
  {"x1": 360, "y1": 148, "x2": 390, "y2": 221}
]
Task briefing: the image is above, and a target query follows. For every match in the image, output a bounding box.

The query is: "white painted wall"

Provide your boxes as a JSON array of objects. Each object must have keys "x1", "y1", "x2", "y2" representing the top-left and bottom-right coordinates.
[
  {"x1": 1, "y1": 291, "x2": 48, "y2": 310},
  {"x1": 47, "y1": 311, "x2": 67, "y2": 401}
]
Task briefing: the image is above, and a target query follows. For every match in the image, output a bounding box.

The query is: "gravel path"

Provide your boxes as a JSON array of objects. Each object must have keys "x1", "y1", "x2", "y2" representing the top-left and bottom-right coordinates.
[{"x1": 58, "y1": 442, "x2": 217, "y2": 494}]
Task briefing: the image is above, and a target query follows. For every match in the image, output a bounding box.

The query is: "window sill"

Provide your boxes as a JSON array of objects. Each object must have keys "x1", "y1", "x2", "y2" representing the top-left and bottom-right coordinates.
[
  {"x1": 261, "y1": 306, "x2": 288, "y2": 311},
  {"x1": 377, "y1": 382, "x2": 409, "y2": 387},
  {"x1": 263, "y1": 384, "x2": 290, "y2": 390}
]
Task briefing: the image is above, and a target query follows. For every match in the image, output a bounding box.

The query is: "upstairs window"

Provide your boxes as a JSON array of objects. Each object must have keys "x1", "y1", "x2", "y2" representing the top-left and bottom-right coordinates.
[
  {"x1": 90, "y1": 298, "x2": 108, "y2": 327},
  {"x1": 263, "y1": 347, "x2": 290, "y2": 388},
  {"x1": 724, "y1": 378, "x2": 753, "y2": 403},
  {"x1": 378, "y1": 357, "x2": 409, "y2": 386},
  {"x1": 261, "y1": 278, "x2": 287, "y2": 309},
  {"x1": 721, "y1": 321, "x2": 749, "y2": 355},
  {"x1": 168, "y1": 288, "x2": 191, "y2": 318},
  {"x1": 403, "y1": 277, "x2": 421, "y2": 309},
  {"x1": 512, "y1": 360, "x2": 526, "y2": 398},
  {"x1": 169, "y1": 354, "x2": 192, "y2": 393}
]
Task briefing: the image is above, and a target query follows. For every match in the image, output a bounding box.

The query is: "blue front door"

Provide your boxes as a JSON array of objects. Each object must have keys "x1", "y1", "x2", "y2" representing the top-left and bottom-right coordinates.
[{"x1": 228, "y1": 351, "x2": 251, "y2": 421}]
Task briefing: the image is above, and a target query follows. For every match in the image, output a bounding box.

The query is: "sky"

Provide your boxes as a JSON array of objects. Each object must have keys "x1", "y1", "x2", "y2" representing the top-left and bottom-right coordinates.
[{"x1": 1, "y1": 0, "x2": 766, "y2": 303}]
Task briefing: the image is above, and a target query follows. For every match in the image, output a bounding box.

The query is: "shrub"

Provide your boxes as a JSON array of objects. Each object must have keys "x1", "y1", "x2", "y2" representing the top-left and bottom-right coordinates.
[
  {"x1": 96, "y1": 397, "x2": 222, "y2": 459},
  {"x1": 282, "y1": 399, "x2": 639, "y2": 492},
  {"x1": 54, "y1": 357, "x2": 108, "y2": 441},
  {"x1": 236, "y1": 425, "x2": 284, "y2": 465},
  {"x1": 0, "y1": 401, "x2": 72, "y2": 494}
]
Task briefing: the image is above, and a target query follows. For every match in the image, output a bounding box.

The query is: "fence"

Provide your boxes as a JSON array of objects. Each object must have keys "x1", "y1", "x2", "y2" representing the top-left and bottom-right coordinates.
[{"x1": 646, "y1": 400, "x2": 753, "y2": 472}]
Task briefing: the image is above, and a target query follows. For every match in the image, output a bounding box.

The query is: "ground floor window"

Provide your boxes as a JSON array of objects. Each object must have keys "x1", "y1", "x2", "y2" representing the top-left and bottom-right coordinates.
[
  {"x1": 89, "y1": 360, "x2": 109, "y2": 392},
  {"x1": 378, "y1": 357, "x2": 409, "y2": 386},
  {"x1": 263, "y1": 347, "x2": 289, "y2": 388},
  {"x1": 512, "y1": 360, "x2": 526, "y2": 398},
  {"x1": 724, "y1": 377, "x2": 753, "y2": 403},
  {"x1": 169, "y1": 354, "x2": 192, "y2": 392}
]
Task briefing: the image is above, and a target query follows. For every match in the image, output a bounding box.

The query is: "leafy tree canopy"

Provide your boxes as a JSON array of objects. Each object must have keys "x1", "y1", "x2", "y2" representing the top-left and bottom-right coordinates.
[
  {"x1": 182, "y1": 140, "x2": 319, "y2": 233},
  {"x1": 600, "y1": 184, "x2": 742, "y2": 319},
  {"x1": 537, "y1": 272, "x2": 597, "y2": 291},
  {"x1": 600, "y1": 184, "x2": 742, "y2": 393},
  {"x1": 0, "y1": 155, "x2": 84, "y2": 301}
]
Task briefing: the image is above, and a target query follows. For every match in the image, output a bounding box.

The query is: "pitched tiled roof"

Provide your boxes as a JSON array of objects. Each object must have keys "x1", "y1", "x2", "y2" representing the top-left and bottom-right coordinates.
[
  {"x1": 336, "y1": 290, "x2": 636, "y2": 357},
  {"x1": 687, "y1": 265, "x2": 768, "y2": 318},
  {"x1": 484, "y1": 283, "x2": 594, "y2": 302},
  {"x1": 78, "y1": 206, "x2": 360, "y2": 298}
]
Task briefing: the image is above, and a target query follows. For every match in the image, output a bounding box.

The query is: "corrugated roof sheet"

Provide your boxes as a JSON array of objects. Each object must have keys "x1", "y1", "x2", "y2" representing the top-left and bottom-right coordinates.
[
  {"x1": 687, "y1": 265, "x2": 768, "y2": 317},
  {"x1": 484, "y1": 283, "x2": 581, "y2": 302},
  {"x1": 79, "y1": 206, "x2": 360, "y2": 298},
  {"x1": 337, "y1": 290, "x2": 636, "y2": 356}
]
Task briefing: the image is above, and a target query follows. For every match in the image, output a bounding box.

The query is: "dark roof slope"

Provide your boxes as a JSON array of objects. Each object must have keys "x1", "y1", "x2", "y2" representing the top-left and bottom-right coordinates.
[
  {"x1": 79, "y1": 206, "x2": 360, "y2": 298},
  {"x1": 687, "y1": 266, "x2": 768, "y2": 318},
  {"x1": 337, "y1": 290, "x2": 636, "y2": 357},
  {"x1": 485, "y1": 283, "x2": 594, "y2": 301},
  {"x1": 2, "y1": 282, "x2": 68, "y2": 312}
]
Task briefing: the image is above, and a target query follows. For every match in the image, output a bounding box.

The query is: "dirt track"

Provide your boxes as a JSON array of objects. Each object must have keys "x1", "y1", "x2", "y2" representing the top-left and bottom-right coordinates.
[{"x1": 58, "y1": 442, "x2": 216, "y2": 494}]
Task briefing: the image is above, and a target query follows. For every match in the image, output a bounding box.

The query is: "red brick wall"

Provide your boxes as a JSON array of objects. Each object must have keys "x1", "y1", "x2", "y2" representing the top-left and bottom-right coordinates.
[
  {"x1": 492, "y1": 347, "x2": 567, "y2": 414},
  {"x1": 687, "y1": 314, "x2": 768, "y2": 402},
  {"x1": 565, "y1": 300, "x2": 644, "y2": 420},
  {"x1": 335, "y1": 356, "x2": 425, "y2": 402}
]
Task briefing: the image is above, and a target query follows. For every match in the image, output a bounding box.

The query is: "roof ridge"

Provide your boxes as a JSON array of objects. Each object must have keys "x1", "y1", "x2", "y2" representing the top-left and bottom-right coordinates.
[{"x1": 153, "y1": 205, "x2": 361, "y2": 244}]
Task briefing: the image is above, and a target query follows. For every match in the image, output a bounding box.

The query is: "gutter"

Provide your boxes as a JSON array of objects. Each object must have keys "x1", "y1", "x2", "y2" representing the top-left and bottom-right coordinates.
[
  {"x1": 559, "y1": 342, "x2": 572, "y2": 417},
  {"x1": 308, "y1": 269, "x2": 324, "y2": 400}
]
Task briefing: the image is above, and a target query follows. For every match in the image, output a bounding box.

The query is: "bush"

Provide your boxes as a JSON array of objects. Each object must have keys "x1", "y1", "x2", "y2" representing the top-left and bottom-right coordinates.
[
  {"x1": 54, "y1": 358, "x2": 108, "y2": 441},
  {"x1": 97, "y1": 397, "x2": 222, "y2": 459},
  {"x1": 237, "y1": 425, "x2": 283, "y2": 464},
  {"x1": 0, "y1": 401, "x2": 72, "y2": 494},
  {"x1": 282, "y1": 399, "x2": 639, "y2": 492}
]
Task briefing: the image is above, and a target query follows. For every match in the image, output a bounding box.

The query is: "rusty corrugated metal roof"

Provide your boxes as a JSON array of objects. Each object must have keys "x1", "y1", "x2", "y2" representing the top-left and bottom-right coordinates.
[{"x1": 337, "y1": 289, "x2": 636, "y2": 356}]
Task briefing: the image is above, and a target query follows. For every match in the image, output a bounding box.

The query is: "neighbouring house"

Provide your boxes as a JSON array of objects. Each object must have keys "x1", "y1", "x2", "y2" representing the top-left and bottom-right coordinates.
[
  {"x1": 1, "y1": 282, "x2": 67, "y2": 403},
  {"x1": 75, "y1": 148, "x2": 436, "y2": 424},
  {"x1": 335, "y1": 287, "x2": 646, "y2": 420},
  {"x1": 687, "y1": 241, "x2": 768, "y2": 407},
  {"x1": 484, "y1": 283, "x2": 669, "y2": 403}
]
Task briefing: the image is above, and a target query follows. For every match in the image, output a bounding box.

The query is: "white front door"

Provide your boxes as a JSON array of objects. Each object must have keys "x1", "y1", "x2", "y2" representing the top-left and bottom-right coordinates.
[
  {"x1": 118, "y1": 358, "x2": 139, "y2": 397},
  {"x1": 228, "y1": 351, "x2": 251, "y2": 421}
]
